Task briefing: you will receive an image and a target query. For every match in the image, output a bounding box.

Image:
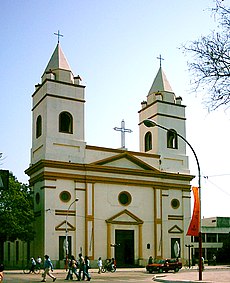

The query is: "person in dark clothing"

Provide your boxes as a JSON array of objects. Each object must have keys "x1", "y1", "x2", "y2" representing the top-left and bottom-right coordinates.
[
  {"x1": 77, "y1": 253, "x2": 90, "y2": 281},
  {"x1": 82, "y1": 256, "x2": 91, "y2": 281}
]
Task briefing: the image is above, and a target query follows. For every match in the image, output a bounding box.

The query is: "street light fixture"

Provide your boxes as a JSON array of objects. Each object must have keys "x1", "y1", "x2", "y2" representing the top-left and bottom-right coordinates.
[
  {"x1": 65, "y1": 198, "x2": 79, "y2": 264},
  {"x1": 143, "y1": 119, "x2": 202, "y2": 281}
]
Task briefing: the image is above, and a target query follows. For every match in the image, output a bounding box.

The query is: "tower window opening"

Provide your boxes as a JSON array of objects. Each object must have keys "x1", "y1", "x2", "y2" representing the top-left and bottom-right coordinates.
[
  {"x1": 167, "y1": 129, "x2": 178, "y2": 149},
  {"x1": 36, "y1": 115, "x2": 42, "y2": 138},
  {"x1": 59, "y1": 111, "x2": 73, "y2": 134},
  {"x1": 145, "y1": 131, "x2": 152, "y2": 152}
]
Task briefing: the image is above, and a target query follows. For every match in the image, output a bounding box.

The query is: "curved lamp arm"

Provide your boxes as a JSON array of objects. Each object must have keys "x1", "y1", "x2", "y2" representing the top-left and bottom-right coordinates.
[{"x1": 143, "y1": 118, "x2": 203, "y2": 280}]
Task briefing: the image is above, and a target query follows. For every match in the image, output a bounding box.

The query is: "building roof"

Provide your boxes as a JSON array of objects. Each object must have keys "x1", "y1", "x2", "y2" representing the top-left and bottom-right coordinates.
[
  {"x1": 202, "y1": 217, "x2": 230, "y2": 228},
  {"x1": 148, "y1": 66, "x2": 173, "y2": 95},
  {"x1": 43, "y1": 43, "x2": 71, "y2": 73}
]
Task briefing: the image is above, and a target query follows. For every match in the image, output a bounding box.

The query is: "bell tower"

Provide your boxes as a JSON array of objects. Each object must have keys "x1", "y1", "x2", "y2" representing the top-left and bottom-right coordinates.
[
  {"x1": 30, "y1": 43, "x2": 86, "y2": 165},
  {"x1": 139, "y1": 66, "x2": 189, "y2": 174}
]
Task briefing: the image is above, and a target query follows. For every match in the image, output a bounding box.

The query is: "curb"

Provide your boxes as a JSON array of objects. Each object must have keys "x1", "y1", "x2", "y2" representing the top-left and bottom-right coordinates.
[
  {"x1": 153, "y1": 279, "x2": 212, "y2": 283},
  {"x1": 152, "y1": 275, "x2": 213, "y2": 283}
]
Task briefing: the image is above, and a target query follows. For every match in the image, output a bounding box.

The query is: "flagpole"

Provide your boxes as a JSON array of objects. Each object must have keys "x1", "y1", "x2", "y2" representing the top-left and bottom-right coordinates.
[{"x1": 143, "y1": 119, "x2": 202, "y2": 281}]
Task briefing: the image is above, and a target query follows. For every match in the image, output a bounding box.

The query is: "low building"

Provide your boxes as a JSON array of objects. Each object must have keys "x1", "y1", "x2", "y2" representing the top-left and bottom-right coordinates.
[{"x1": 191, "y1": 217, "x2": 230, "y2": 263}]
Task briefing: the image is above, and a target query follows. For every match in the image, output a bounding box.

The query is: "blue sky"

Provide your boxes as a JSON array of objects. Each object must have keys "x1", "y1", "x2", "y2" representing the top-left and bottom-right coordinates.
[{"x1": 0, "y1": 0, "x2": 229, "y2": 218}]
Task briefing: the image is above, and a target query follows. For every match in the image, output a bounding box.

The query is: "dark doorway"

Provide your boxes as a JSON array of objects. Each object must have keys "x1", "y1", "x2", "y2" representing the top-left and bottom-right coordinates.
[
  {"x1": 59, "y1": 236, "x2": 72, "y2": 260},
  {"x1": 115, "y1": 230, "x2": 134, "y2": 267}
]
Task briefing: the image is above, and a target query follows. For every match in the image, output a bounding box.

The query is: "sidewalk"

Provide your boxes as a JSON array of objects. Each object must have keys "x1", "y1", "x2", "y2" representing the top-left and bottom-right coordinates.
[{"x1": 153, "y1": 265, "x2": 230, "y2": 283}]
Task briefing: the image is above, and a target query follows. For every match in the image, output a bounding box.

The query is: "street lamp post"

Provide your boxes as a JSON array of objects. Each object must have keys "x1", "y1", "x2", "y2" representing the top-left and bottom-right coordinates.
[
  {"x1": 185, "y1": 244, "x2": 194, "y2": 268},
  {"x1": 65, "y1": 198, "x2": 79, "y2": 265},
  {"x1": 143, "y1": 119, "x2": 202, "y2": 281}
]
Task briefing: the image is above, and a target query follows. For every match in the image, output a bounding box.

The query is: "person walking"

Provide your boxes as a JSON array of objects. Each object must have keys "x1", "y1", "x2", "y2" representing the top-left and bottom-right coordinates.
[
  {"x1": 77, "y1": 253, "x2": 91, "y2": 281},
  {"x1": 65, "y1": 258, "x2": 73, "y2": 280},
  {"x1": 70, "y1": 255, "x2": 80, "y2": 280},
  {"x1": 213, "y1": 254, "x2": 216, "y2": 266},
  {"x1": 97, "y1": 257, "x2": 102, "y2": 274},
  {"x1": 37, "y1": 256, "x2": 42, "y2": 270},
  {"x1": 30, "y1": 257, "x2": 37, "y2": 273},
  {"x1": 83, "y1": 256, "x2": 91, "y2": 281},
  {"x1": 41, "y1": 254, "x2": 56, "y2": 282}
]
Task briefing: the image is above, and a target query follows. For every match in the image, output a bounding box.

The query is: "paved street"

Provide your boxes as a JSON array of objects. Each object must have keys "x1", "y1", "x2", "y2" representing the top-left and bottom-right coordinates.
[
  {"x1": 3, "y1": 268, "x2": 153, "y2": 283},
  {"x1": 3, "y1": 266, "x2": 230, "y2": 283}
]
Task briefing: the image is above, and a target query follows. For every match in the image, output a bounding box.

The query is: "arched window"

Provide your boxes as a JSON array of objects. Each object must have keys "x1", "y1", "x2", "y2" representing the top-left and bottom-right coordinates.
[
  {"x1": 59, "y1": 111, "x2": 73, "y2": 134},
  {"x1": 167, "y1": 129, "x2": 178, "y2": 149},
  {"x1": 36, "y1": 115, "x2": 42, "y2": 138},
  {"x1": 145, "y1": 131, "x2": 152, "y2": 152}
]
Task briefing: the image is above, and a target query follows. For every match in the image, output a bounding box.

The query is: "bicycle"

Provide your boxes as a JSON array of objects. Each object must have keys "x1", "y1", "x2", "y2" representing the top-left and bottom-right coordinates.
[
  {"x1": 23, "y1": 264, "x2": 40, "y2": 274},
  {"x1": 101, "y1": 259, "x2": 116, "y2": 273}
]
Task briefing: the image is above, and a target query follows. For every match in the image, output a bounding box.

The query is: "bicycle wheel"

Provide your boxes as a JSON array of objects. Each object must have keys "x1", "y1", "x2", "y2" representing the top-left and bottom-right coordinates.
[
  {"x1": 101, "y1": 266, "x2": 106, "y2": 273},
  {"x1": 34, "y1": 267, "x2": 40, "y2": 274},
  {"x1": 23, "y1": 266, "x2": 30, "y2": 274}
]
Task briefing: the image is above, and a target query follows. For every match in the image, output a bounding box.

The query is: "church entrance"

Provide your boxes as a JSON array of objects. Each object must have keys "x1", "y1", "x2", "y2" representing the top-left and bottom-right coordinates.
[
  {"x1": 115, "y1": 230, "x2": 134, "y2": 267},
  {"x1": 59, "y1": 236, "x2": 72, "y2": 260}
]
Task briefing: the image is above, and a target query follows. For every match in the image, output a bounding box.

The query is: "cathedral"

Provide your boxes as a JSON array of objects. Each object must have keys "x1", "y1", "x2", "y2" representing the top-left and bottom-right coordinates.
[{"x1": 23, "y1": 43, "x2": 193, "y2": 267}]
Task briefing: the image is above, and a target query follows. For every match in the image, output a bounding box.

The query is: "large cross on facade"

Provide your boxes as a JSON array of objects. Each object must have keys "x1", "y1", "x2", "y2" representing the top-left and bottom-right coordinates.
[
  {"x1": 157, "y1": 54, "x2": 164, "y2": 67},
  {"x1": 54, "y1": 30, "x2": 63, "y2": 43},
  {"x1": 114, "y1": 119, "x2": 132, "y2": 149}
]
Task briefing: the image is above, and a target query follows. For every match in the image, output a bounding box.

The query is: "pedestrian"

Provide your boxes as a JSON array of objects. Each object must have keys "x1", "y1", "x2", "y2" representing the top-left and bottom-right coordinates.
[
  {"x1": 0, "y1": 263, "x2": 4, "y2": 283},
  {"x1": 65, "y1": 258, "x2": 73, "y2": 280},
  {"x1": 77, "y1": 253, "x2": 91, "y2": 281},
  {"x1": 70, "y1": 255, "x2": 80, "y2": 280},
  {"x1": 213, "y1": 254, "x2": 216, "y2": 266},
  {"x1": 83, "y1": 256, "x2": 91, "y2": 281},
  {"x1": 201, "y1": 256, "x2": 204, "y2": 271},
  {"x1": 148, "y1": 256, "x2": 153, "y2": 264},
  {"x1": 41, "y1": 254, "x2": 56, "y2": 282},
  {"x1": 30, "y1": 257, "x2": 37, "y2": 273},
  {"x1": 37, "y1": 256, "x2": 42, "y2": 269},
  {"x1": 97, "y1": 257, "x2": 102, "y2": 274}
]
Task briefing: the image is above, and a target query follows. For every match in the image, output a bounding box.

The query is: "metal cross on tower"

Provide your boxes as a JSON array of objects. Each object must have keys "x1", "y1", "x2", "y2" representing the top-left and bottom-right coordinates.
[
  {"x1": 114, "y1": 119, "x2": 132, "y2": 149},
  {"x1": 157, "y1": 54, "x2": 164, "y2": 67},
  {"x1": 54, "y1": 30, "x2": 63, "y2": 43}
]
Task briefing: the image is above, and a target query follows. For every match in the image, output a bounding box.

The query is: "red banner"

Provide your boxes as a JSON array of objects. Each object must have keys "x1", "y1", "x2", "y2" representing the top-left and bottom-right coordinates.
[{"x1": 187, "y1": 186, "x2": 200, "y2": 237}]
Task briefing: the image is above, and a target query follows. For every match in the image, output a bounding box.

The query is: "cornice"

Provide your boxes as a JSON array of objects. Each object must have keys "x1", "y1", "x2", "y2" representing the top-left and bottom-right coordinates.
[
  {"x1": 138, "y1": 99, "x2": 186, "y2": 114},
  {"x1": 33, "y1": 78, "x2": 85, "y2": 97},
  {"x1": 26, "y1": 159, "x2": 193, "y2": 190},
  {"x1": 26, "y1": 159, "x2": 193, "y2": 180}
]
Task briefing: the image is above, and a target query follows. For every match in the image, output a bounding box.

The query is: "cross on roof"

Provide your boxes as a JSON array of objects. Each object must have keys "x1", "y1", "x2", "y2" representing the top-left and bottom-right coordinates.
[
  {"x1": 114, "y1": 119, "x2": 132, "y2": 149},
  {"x1": 54, "y1": 30, "x2": 63, "y2": 43},
  {"x1": 157, "y1": 54, "x2": 164, "y2": 67}
]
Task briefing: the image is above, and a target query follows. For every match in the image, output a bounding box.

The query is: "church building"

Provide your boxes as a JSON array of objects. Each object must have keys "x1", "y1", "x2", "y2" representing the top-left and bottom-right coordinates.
[{"x1": 24, "y1": 43, "x2": 193, "y2": 267}]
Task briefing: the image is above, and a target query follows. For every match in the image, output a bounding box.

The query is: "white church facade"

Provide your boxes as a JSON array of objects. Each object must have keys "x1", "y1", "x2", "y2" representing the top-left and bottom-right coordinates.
[{"x1": 22, "y1": 43, "x2": 194, "y2": 268}]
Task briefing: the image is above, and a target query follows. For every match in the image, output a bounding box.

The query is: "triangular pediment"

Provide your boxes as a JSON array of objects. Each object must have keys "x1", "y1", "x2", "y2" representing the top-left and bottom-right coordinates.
[
  {"x1": 106, "y1": 209, "x2": 143, "y2": 225},
  {"x1": 91, "y1": 152, "x2": 159, "y2": 172},
  {"x1": 55, "y1": 220, "x2": 76, "y2": 231},
  {"x1": 168, "y1": 225, "x2": 183, "y2": 234}
]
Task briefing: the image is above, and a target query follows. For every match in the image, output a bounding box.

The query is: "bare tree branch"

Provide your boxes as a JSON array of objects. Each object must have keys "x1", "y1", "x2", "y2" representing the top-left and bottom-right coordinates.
[{"x1": 181, "y1": 0, "x2": 230, "y2": 110}]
